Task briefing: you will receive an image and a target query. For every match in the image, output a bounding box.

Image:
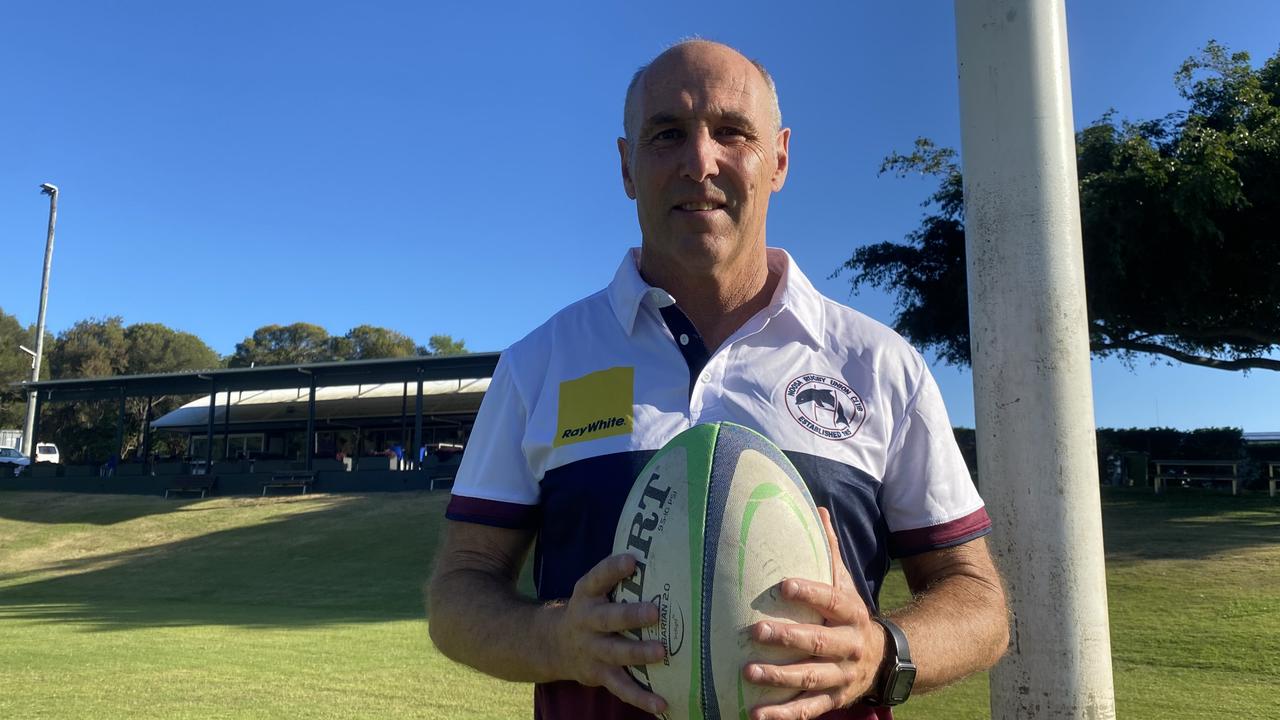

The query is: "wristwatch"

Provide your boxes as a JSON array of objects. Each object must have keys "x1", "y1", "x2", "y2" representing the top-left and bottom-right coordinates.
[{"x1": 864, "y1": 616, "x2": 917, "y2": 707}]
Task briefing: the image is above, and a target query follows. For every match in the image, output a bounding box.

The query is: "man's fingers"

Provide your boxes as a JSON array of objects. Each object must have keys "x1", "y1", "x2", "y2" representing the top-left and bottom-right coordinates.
[
  {"x1": 587, "y1": 599, "x2": 659, "y2": 633},
  {"x1": 744, "y1": 659, "x2": 848, "y2": 691},
  {"x1": 593, "y1": 634, "x2": 667, "y2": 667},
  {"x1": 749, "y1": 621, "x2": 858, "y2": 659},
  {"x1": 574, "y1": 553, "x2": 638, "y2": 599},
  {"x1": 777, "y1": 577, "x2": 868, "y2": 625},
  {"x1": 599, "y1": 665, "x2": 668, "y2": 716},
  {"x1": 749, "y1": 690, "x2": 837, "y2": 720}
]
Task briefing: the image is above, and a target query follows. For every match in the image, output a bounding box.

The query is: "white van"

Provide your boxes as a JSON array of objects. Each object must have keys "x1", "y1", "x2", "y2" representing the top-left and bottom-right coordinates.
[{"x1": 34, "y1": 443, "x2": 60, "y2": 464}]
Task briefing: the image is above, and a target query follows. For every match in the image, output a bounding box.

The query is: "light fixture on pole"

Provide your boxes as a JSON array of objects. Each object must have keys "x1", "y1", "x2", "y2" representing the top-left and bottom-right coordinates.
[{"x1": 20, "y1": 183, "x2": 58, "y2": 458}]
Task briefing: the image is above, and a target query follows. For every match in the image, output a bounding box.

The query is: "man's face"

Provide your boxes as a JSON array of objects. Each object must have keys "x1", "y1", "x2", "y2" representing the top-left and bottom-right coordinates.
[{"x1": 619, "y1": 43, "x2": 790, "y2": 275}]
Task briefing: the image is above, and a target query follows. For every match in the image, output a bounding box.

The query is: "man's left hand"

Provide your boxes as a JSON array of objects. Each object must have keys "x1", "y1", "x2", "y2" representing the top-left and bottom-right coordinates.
[{"x1": 742, "y1": 507, "x2": 886, "y2": 720}]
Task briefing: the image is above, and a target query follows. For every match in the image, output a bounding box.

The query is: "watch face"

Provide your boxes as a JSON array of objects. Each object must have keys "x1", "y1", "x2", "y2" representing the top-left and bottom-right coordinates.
[{"x1": 888, "y1": 662, "x2": 918, "y2": 704}]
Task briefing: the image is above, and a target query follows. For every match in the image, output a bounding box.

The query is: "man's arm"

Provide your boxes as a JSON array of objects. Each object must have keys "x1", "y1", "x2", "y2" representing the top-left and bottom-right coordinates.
[
  {"x1": 426, "y1": 519, "x2": 669, "y2": 714},
  {"x1": 742, "y1": 509, "x2": 1008, "y2": 720},
  {"x1": 893, "y1": 536, "x2": 1008, "y2": 692}
]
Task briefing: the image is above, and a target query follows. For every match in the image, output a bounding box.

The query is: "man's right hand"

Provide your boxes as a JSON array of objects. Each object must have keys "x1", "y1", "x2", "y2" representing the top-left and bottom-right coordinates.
[{"x1": 548, "y1": 552, "x2": 669, "y2": 716}]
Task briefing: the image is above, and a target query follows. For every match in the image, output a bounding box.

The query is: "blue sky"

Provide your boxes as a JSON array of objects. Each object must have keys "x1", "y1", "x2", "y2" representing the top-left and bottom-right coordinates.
[{"x1": 1, "y1": 1, "x2": 1276, "y2": 431}]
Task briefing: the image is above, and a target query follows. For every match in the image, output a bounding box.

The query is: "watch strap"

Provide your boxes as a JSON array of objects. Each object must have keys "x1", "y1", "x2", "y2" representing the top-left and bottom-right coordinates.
[
  {"x1": 864, "y1": 615, "x2": 916, "y2": 707},
  {"x1": 875, "y1": 616, "x2": 911, "y2": 663}
]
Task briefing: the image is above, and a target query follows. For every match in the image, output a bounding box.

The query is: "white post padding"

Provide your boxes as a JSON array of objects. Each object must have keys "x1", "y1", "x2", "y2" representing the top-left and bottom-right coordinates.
[{"x1": 953, "y1": 1, "x2": 1117, "y2": 718}]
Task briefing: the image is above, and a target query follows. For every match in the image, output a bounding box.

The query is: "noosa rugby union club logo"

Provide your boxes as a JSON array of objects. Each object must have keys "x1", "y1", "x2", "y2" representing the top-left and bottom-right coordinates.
[{"x1": 784, "y1": 373, "x2": 867, "y2": 440}]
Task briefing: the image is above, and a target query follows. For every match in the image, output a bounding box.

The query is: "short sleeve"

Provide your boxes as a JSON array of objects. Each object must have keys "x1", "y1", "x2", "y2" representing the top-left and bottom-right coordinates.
[
  {"x1": 445, "y1": 351, "x2": 541, "y2": 529},
  {"x1": 879, "y1": 363, "x2": 990, "y2": 558}
]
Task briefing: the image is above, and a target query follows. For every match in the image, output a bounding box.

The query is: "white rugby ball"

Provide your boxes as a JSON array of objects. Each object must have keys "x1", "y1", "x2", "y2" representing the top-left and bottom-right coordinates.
[{"x1": 612, "y1": 422, "x2": 833, "y2": 720}]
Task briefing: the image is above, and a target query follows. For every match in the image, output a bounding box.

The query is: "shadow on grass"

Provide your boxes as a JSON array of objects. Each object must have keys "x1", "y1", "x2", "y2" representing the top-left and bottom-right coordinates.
[
  {"x1": 0, "y1": 491, "x2": 453, "y2": 630},
  {"x1": 1101, "y1": 487, "x2": 1280, "y2": 563},
  {"x1": 0, "y1": 490, "x2": 211, "y2": 525}
]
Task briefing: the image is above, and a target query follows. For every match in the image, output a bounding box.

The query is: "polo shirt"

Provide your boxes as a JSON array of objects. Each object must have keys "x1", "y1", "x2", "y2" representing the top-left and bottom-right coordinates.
[{"x1": 446, "y1": 247, "x2": 990, "y2": 720}]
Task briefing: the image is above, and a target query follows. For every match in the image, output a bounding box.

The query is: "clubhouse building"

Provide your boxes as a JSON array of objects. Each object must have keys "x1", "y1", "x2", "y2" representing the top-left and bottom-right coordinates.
[{"x1": 9, "y1": 354, "x2": 498, "y2": 495}]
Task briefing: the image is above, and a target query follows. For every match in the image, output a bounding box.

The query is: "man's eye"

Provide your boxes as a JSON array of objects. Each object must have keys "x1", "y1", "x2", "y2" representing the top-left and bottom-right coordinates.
[
  {"x1": 653, "y1": 129, "x2": 682, "y2": 141},
  {"x1": 717, "y1": 127, "x2": 748, "y2": 139}
]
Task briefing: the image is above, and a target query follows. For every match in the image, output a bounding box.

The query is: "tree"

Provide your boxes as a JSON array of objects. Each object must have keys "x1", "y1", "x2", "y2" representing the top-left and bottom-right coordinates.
[
  {"x1": 41, "y1": 318, "x2": 221, "y2": 463},
  {"x1": 124, "y1": 323, "x2": 221, "y2": 375},
  {"x1": 423, "y1": 334, "x2": 469, "y2": 357},
  {"x1": 47, "y1": 317, "x2": 129, "y2": 380},
  {"x1": 335, "y1": 325, "x2": 419, "y2": 360},
  {"x1": 840, "y1": 42, "x2": 1280, "y2": 372},
  {"x1": 228, "y1": 323, "x2": 335, "y2": 367}
]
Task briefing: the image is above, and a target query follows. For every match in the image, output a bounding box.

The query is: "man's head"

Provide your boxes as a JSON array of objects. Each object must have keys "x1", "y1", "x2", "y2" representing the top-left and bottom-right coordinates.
[
  {"x1": 622, "y1": 42, "x2": 782, "y2": 147},
  {"x1": 618, "y1": 40, "x2": 790, "y2": 280}
]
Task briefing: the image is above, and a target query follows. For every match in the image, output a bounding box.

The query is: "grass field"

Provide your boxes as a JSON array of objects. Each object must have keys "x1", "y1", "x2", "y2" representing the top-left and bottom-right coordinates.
[{"x1": 0, "y1": 487, "x2": 1276, "y2": 719}]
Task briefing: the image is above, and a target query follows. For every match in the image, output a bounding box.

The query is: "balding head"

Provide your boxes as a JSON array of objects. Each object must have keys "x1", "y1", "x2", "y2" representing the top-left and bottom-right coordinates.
[{"x1": 623, "y1": 40, "x2": 782, "y2": 148}]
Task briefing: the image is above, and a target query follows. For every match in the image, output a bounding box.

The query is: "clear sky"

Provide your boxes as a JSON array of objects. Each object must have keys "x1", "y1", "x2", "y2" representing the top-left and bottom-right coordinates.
[{"x1": 1, "y1": 1, "x2": 1276, "y2": 431}]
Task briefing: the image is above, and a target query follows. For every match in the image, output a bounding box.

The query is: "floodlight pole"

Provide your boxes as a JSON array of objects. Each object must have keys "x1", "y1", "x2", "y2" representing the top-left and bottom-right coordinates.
[
  {"x1": 21, "y1": 183, "x2": 59, "y2": 458},
  {"x1": 954, "y1": 1, "x2": 1116, "y2": 718}
]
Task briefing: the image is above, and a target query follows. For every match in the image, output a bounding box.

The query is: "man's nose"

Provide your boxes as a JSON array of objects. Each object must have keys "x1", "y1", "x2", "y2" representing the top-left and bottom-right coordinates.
[{"x1": 680, "y1": 127, "x2": 719, "y2": 183}]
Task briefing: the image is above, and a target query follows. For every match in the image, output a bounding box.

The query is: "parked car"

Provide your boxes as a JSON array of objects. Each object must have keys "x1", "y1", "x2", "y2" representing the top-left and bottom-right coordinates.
[
  {"x1": 34, "y1": 443, "x2": 60, "y2": 464},
  {"x1": 0, "y1": 447, "x2": 32, "y2": 476}
]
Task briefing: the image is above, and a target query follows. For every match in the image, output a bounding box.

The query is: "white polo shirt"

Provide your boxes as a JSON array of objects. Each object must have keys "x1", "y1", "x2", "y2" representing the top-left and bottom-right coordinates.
[{"x1": 447, "y1": 247, "x2": 989, "y2": 608}]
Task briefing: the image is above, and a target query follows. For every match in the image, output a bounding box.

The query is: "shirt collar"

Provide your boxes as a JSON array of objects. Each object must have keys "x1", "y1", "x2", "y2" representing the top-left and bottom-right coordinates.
[{"x1": 607, "y1": 247, "x2": 826, "y2": 349}]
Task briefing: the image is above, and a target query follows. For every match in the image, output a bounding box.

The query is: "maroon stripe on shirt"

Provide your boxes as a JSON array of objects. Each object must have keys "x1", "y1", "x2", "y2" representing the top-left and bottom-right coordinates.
[
  {"x1": 533, "y1": 682, "x2": 893, "y2": 719},
  {"x1": 889, "y1": 507, "x2": 992, "y2": 558},
  {"x1": 445, "y1": 494, "x2": 539, "y2": 529}
]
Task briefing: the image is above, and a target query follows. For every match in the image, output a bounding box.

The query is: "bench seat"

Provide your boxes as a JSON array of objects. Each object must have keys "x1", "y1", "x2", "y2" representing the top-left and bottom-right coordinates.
[{"x1": 262, "y1": 471, "x2": 316, "y2": 496}]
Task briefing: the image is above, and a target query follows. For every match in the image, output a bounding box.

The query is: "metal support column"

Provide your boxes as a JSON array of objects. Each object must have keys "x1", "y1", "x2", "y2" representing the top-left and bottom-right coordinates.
[
  {"x1": 30, "y1": 392, "x2": 43, "y2": 450},
  {"x1": 305, "y1": 376, "x2": 317, "y2": 471},
  {"x1": 412, "y1": 375, "x2": 424, "y2": 470},
  {"x1": 353, "y1": 425, "x2": 362, "y2": 472},
  {"x1": 955, "y1": 1, "x2": 1116, "y2": 717},
  {"x1": 142, "y1": 396, "x2": 154, "y2": 466},
  {"x1": 205, "y1": 380, "x2": 216, "y2": 472},
  {"x1": 399, "y1": 382, "x2": 408, "y2": 451},
  {"x1": 115, "y1": 386, "x2": 126, "y2": 461},
  {"x1": 222, "y1": 390, "x2": 233, "y2": 459}
]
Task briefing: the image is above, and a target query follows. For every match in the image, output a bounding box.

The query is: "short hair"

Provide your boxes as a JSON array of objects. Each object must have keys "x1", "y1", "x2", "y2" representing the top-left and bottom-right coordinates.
[{"x1": 622, "y1": 39, "x2": 783, "y2": 145}]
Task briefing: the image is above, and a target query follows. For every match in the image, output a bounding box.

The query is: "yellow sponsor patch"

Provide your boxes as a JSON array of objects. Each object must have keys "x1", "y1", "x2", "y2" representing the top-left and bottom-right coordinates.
[{"x1": 554, "y1": 366, "x2": 634, "y2": 448}]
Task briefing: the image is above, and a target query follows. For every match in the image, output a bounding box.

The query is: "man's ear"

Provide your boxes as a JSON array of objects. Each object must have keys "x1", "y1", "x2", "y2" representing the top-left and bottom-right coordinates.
[
  {"x1": 618, "y1": 137, "x2": 636, "y2": 199},
  {"x1": 771, "y1": 127, "x2": 791, "y2": 192}
]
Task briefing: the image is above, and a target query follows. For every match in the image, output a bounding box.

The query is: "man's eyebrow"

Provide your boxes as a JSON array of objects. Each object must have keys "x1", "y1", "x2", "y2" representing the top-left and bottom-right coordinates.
[
  {"x1": 640, "y1": 109, "x2": 761, "y2": 133},
  {"x1": 640, "y1": 112, "x2": 682, "y2": 132},
  {"x1": 716, "y1": 110, "x2": 757, "y2": 130}
]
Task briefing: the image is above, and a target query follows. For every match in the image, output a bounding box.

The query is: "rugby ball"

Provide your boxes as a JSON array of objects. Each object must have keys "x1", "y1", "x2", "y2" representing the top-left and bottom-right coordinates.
[{"x1": 612, "y1": 422, "x2": 833, "y2": 720}]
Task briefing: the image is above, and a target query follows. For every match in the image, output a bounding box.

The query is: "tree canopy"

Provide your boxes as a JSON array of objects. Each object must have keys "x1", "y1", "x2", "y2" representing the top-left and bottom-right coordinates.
[
  {"x1": 424, "y1": 334, "x2": 468, "y2": 357},
  {"x1": 229, "y1": 323, "x2": 335, "y2": 367},
  {"x1": 840, "y1": 42, "x2": 1280, "y2": 372},
  {"x1": 229, "y1": 324, "x2": 469, "y2": 367}
]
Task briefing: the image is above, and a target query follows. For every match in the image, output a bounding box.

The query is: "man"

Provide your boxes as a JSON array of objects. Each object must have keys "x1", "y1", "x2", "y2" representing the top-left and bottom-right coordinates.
[{"x1": 428, "y1": 40, "x2": 1008, "y2": 720}]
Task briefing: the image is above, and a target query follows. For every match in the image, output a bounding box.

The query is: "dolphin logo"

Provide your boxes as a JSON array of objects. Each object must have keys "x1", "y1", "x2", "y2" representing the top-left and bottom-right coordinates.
[{"x1": 795, "y1": 387, "x2": 852, "y2": 427}]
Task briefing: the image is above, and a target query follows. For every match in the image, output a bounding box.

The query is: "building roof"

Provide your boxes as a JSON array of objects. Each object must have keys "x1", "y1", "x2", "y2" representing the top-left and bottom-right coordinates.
[
  {"x1": 13, "y1": 353, "x2": 501, "y2": 403},
  {"x1": 1243, "y1": 432, "x2": 1280, "y2": 444},
  {"x1": 152, "y1": 378, "x2": 491, "y2": 430}
]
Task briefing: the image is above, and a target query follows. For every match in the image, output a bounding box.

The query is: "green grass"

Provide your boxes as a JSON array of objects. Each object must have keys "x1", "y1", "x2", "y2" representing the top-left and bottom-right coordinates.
[{"x1": 0, "y1": 487, "x2": 1276, "y2": 718}]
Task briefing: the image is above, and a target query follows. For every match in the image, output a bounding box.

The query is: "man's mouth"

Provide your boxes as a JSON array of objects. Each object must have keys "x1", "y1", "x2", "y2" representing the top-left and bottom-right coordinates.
[{"x1": 674, "y1": 201, "x2": 726, "y2": 212}]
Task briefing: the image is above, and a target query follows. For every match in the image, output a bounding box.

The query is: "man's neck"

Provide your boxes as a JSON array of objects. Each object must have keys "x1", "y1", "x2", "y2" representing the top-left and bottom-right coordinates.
[{"x1": 639, "y1": 246, "x2": 779, "y2": 353}]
